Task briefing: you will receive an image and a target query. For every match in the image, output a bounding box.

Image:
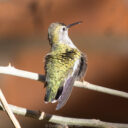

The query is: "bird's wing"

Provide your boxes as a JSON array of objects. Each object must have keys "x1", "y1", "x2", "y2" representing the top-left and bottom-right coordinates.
[
  {"x1": 56, "y1": 53, "x2": 87, "y2": 110},
  {"x1": 56, "y1": 75, "x2": 75, "y2": 110},
  {"x1": 56, "y1": 59, "x2": 80, "y2": 110},
  {"x1": 76, "y1": 53, "x2": 87, "y2": 80}
]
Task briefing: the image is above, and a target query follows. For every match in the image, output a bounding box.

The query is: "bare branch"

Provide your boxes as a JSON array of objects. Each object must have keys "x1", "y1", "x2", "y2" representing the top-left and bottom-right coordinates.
[
  {"x1": 0, "y1": 64, "x2": 45, "y2": 82},
  {"x1": 0, "y1": 65, "x2": 128, "y2": 99},
  {"x1": 0, "y1": 89, "x2": 21, "y2": 128},
  {"x1": 74, "y1": 81, "x2": 128, "y2": 99},
  {"x1": 0, "y1": 65, "x2": 128, "y2": 127},
  {"x1": 0, "y1": 103, "x2": 128, "y2": 128}
]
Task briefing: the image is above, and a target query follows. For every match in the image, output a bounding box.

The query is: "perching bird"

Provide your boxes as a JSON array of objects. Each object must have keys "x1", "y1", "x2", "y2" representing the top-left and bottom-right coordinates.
[{"x1": 44, "y1": 21, "x2": 87, "y2": 110}]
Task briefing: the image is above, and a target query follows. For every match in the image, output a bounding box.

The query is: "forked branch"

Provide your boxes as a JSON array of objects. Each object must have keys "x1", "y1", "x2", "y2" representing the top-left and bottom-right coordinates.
[{"x1": 0, "y1": 64, "x2": 128, "y2": 127}]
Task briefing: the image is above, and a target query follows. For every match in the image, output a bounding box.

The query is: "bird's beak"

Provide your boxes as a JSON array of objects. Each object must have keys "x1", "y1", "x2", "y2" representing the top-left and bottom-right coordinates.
[{"x1": 66, "y1": 21, "x2": 82, "y2": 28}]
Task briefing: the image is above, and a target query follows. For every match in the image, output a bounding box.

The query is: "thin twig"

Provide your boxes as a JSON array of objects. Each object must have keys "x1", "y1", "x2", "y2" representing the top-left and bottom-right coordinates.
[
  {"x1": 74, "y1": 81, "x2": 128, "y2": 99},
  {"x1": 0, "y1": 103, "x2": 128, "y2": 128},
  {"x1": 0, "y1": 65, "x2": 128, "y2": 99},
  {"x1": 0, "y1": 89, "x2": 21, "y2": 128}
]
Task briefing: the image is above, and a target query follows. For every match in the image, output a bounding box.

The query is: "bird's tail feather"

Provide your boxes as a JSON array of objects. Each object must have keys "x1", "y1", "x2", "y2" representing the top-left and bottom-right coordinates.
[{"x1": 44, "y1": 86, "x2": 63, "y2": 103}]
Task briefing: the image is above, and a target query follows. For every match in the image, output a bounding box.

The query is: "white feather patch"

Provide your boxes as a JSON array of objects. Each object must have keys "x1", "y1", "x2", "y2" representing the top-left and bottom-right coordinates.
[
  {"x1": 51, "y1": 100, "x2": 57, "y2": 103},
  {"x1": 72, "y1": 58, "x2": 80, "y2": 75}
]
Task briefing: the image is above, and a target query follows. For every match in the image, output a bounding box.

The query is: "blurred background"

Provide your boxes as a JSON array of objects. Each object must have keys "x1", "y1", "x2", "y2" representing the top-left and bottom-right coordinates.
[{"x1": 0, "y1": 0, "x2": 128, "y2": 127}]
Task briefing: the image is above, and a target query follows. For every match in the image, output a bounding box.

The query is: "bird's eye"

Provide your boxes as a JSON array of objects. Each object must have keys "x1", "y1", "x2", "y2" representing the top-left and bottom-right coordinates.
[{"x1": 63, "y1": 27, "x2": 66, "y2": 31}]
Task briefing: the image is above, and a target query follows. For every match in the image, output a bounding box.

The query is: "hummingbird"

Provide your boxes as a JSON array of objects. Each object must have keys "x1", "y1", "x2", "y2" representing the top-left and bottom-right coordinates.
[{"x1": 44, "y1": 21, "x2": 87, "y2": 110}]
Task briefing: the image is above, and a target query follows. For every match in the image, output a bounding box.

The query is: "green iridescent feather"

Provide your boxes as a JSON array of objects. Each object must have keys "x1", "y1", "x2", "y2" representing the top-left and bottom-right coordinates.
[{"x1": 45, "y1": 44, "x2": 81, "y2": 102}]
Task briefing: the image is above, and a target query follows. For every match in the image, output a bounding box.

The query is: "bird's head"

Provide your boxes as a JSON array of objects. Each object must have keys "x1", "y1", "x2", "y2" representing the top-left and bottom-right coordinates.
[{"x1": 48, "y1": 21, "x2": 82, "y2": 47}]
